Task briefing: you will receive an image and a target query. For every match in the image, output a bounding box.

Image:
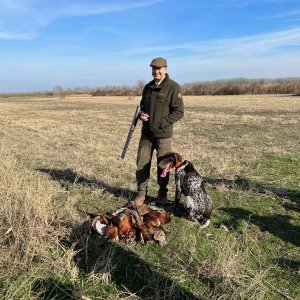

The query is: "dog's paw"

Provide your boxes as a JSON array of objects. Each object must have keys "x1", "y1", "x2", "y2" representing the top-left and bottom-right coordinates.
[
  {"x1": 187, "y1": 216, "x2": 198, "y2": 222},
  {"x1": 199, "y1": 219, "x2": 211, "y2": 228}
]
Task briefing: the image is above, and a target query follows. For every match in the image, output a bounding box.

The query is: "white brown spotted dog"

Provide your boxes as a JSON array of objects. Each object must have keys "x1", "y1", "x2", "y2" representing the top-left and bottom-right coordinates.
[{"x1": 158, "y1": 152, "x2": 213, "y2": 228}]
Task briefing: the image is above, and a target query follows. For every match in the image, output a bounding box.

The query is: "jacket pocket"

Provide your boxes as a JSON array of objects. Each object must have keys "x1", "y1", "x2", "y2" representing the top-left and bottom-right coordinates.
[{"x1": 156, "y1": 93, "x2": 166, "y2": 102}]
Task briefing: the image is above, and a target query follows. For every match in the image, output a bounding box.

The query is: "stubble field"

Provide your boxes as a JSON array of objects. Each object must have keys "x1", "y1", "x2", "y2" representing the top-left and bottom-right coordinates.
[{"x1": 0, "y1": 94, "x2": 299, "y2": 299}]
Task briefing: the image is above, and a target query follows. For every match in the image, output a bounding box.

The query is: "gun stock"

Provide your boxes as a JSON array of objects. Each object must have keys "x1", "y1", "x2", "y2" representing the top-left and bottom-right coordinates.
[{"x1": 121, "y1": 105, "x2": 142, "y2": 159}]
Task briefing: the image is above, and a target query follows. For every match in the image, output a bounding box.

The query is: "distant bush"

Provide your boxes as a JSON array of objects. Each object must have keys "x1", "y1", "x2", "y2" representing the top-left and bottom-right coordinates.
[
  {"x1": 91, "y1": 85, "x2": 139, "y2": 97},
  {"x1": 90, "y1": 78, "x2": 300, "y2": 97},
  {"x1": 181, "y1": 78, "x2": 300, "y2": 96},
  {"x1": 44, "y1": 91, "x2": 54, "y2": 97}
]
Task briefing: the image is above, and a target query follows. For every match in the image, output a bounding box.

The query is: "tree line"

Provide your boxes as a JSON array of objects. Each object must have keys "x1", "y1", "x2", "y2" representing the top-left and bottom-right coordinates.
[
  {"x1": 1, "y1": 78, "x2": 300, "y2": 97},
  {"x1": 91, "y1": 78, "x2": 300, "y2": 96}
]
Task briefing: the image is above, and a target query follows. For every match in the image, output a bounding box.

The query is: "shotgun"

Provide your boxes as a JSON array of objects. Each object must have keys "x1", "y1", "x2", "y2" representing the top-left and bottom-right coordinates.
[{"x1": 121, "y1": 105, "x2": 142, "y2": 159}]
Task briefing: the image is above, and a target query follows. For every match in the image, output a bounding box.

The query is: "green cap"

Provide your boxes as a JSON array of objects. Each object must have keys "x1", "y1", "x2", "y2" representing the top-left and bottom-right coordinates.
[{"x1": 150, "y1": 57, "x2": 167, "y2": 68}]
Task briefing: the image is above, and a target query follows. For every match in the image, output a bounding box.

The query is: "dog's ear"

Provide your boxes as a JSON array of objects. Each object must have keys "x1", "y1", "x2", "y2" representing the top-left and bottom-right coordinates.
[{"x1": 173, "y1": 153, "x2": 183, "y2": 163}]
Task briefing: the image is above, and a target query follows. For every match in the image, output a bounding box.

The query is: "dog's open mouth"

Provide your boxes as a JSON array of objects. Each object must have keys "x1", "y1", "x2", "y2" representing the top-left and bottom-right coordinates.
[{"x1": 161, "y1": 163, "x2": 172, "y2": 177}]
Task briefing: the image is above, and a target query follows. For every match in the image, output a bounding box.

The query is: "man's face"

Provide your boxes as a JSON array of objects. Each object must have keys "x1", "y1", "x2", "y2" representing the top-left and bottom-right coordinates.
[{"x1": 152, "y1": 66, "x2": 167, "y2": 81}]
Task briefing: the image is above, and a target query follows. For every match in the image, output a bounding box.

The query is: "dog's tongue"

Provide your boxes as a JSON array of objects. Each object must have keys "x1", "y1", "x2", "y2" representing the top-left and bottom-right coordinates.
[{"x1": 161, "y1": 167, "x2": 169, "y2": 178}]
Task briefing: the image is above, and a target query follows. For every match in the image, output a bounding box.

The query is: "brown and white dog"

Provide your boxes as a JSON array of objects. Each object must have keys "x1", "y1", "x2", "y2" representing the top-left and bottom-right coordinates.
[{"x1": 158, "y1": 152, "x2": 213, "y2": 228}]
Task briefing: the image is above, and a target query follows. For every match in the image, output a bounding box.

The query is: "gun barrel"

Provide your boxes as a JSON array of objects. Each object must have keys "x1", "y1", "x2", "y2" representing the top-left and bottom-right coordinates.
[
  {"x1": 120, "y1": 105, "x2": 141, "y2": 159},
  {"x1": 121, "y1": 131, "x2": 133, "y2": 159}
]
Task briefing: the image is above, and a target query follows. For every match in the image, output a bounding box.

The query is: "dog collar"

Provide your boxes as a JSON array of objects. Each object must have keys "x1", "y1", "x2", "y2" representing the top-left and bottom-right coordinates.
[
  {"x1": 175, "y1": 161, "x2": 182, "y2": 168},
  {"x1": 175, "y1": 160, "x2": 188, "y2": 172},
  {"x1": 175, "y1": 158, "x2": 184, "y2": 169}
]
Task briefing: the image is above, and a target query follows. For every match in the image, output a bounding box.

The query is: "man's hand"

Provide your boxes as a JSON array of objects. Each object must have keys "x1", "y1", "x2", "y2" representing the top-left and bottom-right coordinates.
[{"x1": 139, "y1": 112, "x2": 150, "y2": 121}]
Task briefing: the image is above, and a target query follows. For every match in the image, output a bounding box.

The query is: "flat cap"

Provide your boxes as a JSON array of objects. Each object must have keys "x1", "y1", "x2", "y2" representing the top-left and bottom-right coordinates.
[{"x1": 150, "y1": 57, "x2": 167, "y2": 68}]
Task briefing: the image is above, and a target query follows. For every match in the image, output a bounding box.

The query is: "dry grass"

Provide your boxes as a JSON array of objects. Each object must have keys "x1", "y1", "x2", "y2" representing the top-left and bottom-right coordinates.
[{"x1": 0, "y1": 94, "x2": 299, "y2": 299}]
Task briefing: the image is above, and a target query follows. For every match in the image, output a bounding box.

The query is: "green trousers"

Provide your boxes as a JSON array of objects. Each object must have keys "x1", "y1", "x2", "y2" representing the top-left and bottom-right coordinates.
[{"x1": 136, "y1": 135, "x2": 172, "y2": 197}]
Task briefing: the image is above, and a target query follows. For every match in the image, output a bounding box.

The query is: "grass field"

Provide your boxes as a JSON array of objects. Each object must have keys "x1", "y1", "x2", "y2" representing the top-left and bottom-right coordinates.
[{"x1": 0, "y1": 94, "x2": 299, "y2": 300}]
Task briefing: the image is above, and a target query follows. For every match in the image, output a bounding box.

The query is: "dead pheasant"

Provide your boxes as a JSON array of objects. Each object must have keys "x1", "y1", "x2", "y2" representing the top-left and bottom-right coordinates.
[
  {"x1": 104, "y1": 224, "x2": 119, "y2": 241},
  {"x1": 116, "y1": 212, "x2": 134, "y2": 242},
  {"x1": 143, "y1": 214, "x2": 161, "y2": 227},
  {"x1": 146, "y1": 210, "x2": 172, "y2": 225},
  {"x1": 83, "y1": 202, "x2": 171, "y2": 245},
  {"x1": 152, "y1": 227, "x2": 167, "y2": 245},
  {"x1": 90, "y1": 212, "x2": 110, "y2": 235}
]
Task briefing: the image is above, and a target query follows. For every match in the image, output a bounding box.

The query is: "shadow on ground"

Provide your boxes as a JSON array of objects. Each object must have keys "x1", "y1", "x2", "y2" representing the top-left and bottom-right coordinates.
[
  {"x1": 218, "y1": 207, "x2": 300, "y2": 247},
  {"x1": 32, "y1": 278, "x2": 77, "y2": 300},
  {"x1": 204, "y1": 176, "x2": 300, "y2": 212},
  {"x1": 32, "y1": 220, "x2": 202, "y2": 300},
  {"x1": 72, "y1": 224, "x2": 201, "y2": 300},
  {"x1": 36, "y1": 168, "x2": 192, "y2": 218},
  {"x1": 272, "y1": 258, "x2": 300, "y2": 273},
  {"x1": 37, "y1": 169, "x2": 299, "y2": 210},
  {"x1": 37, "y1": 168, "x2": 159, "y2": 204},
  {"x1": 37, "y1": 167, "x2": 134, "y2": 199}
]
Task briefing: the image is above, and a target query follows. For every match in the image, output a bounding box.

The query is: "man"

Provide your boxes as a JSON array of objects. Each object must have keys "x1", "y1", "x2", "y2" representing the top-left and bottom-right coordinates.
[{"x1": 134, "y1": 57, "x2": 184, "y2": 206}]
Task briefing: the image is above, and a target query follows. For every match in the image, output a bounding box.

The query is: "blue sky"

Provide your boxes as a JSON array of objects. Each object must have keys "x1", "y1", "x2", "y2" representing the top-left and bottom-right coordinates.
[{"x1": 1, "y1": 0, "x2": 300, "y2": 92}]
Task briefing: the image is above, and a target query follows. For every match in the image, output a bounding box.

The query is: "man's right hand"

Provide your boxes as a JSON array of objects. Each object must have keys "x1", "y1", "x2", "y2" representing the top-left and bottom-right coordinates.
[{"x1": 139, "y1": 112, "x2": 150, "y2": 121}]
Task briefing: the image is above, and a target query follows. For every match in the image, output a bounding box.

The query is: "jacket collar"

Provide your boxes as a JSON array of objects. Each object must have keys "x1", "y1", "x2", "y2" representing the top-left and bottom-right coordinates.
[{"x1": 149, "y1": 73, "x2": 169, "y2": 89}]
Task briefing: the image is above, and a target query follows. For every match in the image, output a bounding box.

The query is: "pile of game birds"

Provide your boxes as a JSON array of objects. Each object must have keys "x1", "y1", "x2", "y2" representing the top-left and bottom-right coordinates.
[{"x1": 89, "y1": 202, "x2": 172, "y2": 245}]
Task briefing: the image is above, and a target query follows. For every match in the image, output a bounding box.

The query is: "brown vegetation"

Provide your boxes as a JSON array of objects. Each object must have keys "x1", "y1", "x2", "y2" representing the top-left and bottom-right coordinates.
[
  {"x1": 91, "y1": 78, "x2": 300, "y2": 97},
  {"x1": 181, "y1": 78, "x2": 300, "y2": 96},
  {"x1": 0, "y1": 94, "x2": 299, "y2": 299}
]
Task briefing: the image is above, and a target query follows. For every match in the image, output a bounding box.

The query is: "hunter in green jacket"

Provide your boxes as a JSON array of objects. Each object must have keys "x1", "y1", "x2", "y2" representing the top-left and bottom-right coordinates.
[
  {"x1": 134, "y1": 57, "x2": 184, "y2": 206},
  {"x1": 140, "y1": 73, "x2": 184, "y2": 139}
]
